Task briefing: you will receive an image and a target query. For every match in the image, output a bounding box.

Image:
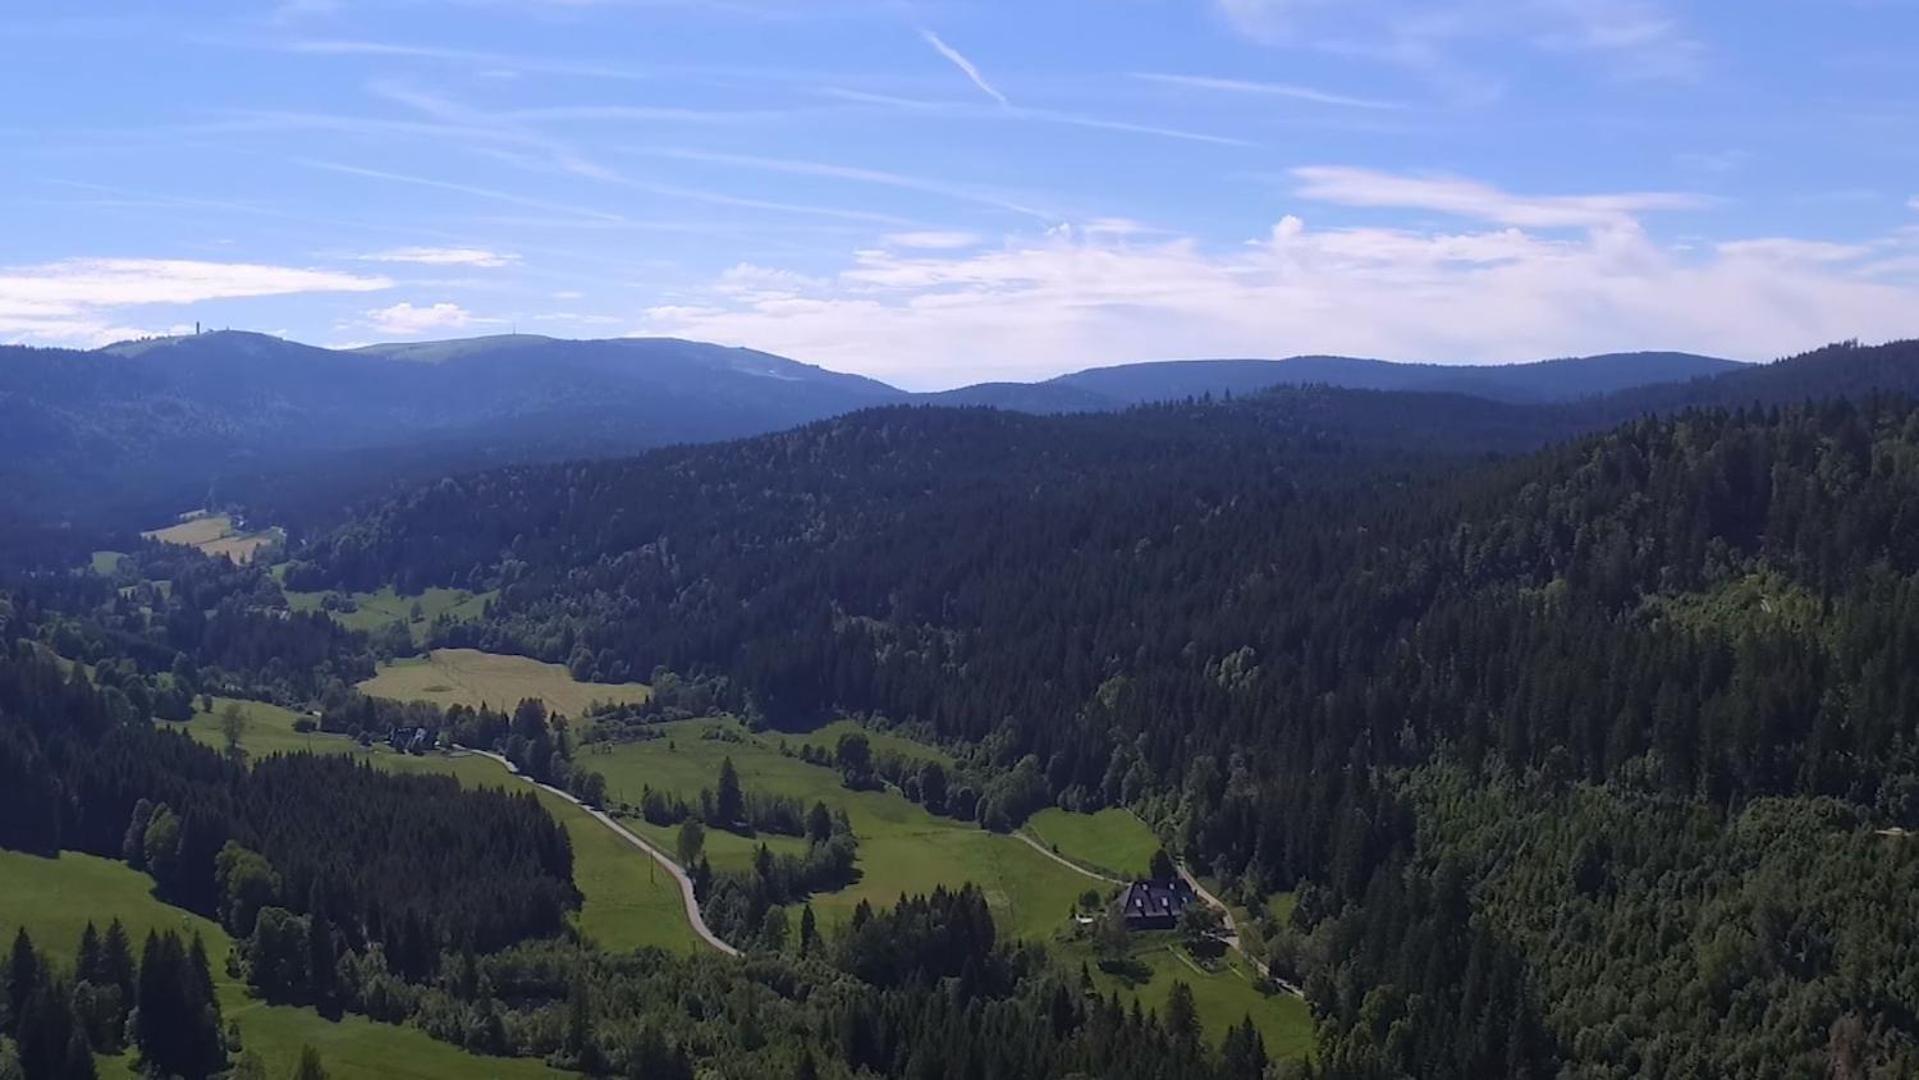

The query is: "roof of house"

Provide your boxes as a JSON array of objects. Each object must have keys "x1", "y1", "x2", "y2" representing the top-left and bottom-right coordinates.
[{"x1": 1121, "y1": 878, "x2": 1194, "y2": 920}]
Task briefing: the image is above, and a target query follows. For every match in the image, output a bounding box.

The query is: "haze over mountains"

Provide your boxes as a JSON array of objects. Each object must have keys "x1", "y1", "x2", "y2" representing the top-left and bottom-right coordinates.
[{"x1": 4, "y1": 327, "x2": 1909, "y2": 534}]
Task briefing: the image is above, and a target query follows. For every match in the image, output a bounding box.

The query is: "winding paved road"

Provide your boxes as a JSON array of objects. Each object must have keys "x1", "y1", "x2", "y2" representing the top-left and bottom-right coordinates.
[{"x1": 460, "y1": 747, "x2": 739, "y2": 957}]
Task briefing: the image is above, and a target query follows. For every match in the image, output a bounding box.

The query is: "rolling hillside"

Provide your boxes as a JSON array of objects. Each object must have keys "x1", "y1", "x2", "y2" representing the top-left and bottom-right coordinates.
[{"x1": 0, "y1": 328, "x2": 1867, "y2": 537}]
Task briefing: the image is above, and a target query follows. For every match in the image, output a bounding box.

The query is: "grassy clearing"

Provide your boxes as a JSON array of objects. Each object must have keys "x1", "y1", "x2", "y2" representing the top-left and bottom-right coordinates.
[
  {"x1": 359, "y1": 648, "x2": 650, "y2": 716},
  {"x1": 1265, "y1": 892, "x2": 1298, "y2": 927},
  {"x1": 787, "y1": 719, "x2": 955, "y2": 769},
  {"x1": 627, "y1": 817, "x2": 812, "y2": 876},
  {"x1": 90, "y1": 551, "x2": 127, "y2": 575},
  {"x1": 166, "y1": 697, "x2": 698, "y2": 956},
  {"x1": 142, "y1": 513, "x2": 280, "y2": 565},
  {"x1": 1057, "y1": 930, "x2": 1315, "y2": 1060},
  {"x1": 0, "y1": 849, "x2": 566, "y2": 1080},
  {"x1": 592, "y1": 718, "x2": 1089, "y2": 941},
  {"x1": 168, "y1": 697, "x2": 327, "y2": 759},
  {"x1": 285, "y1": 586, "x2": 496, "y2": 644},
  {"x1": 1025, "y1": 807, "x2": 1160, "y2": 880}
]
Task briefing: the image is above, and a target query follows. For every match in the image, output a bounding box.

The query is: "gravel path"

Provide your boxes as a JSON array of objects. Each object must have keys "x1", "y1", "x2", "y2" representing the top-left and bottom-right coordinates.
[{"x1": 461, "y1": 747, "x2": 739, "y2": 957}]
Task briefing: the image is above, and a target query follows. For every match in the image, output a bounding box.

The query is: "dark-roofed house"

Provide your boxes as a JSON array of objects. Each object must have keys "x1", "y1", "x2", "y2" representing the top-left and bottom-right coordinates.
[{"x1": 1120, "y1": 877, "x2": 1195, "y2": 931}]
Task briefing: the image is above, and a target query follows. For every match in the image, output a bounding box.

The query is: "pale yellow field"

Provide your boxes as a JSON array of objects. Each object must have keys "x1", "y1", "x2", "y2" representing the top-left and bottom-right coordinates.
[
  {"x1": 359, "y1": 648, "x2": 651, "y2": 717},
  {"x1": 143, "y1": 514, "x2": 230, "y2": 546},
  {"x1": 142, "y1": 513, "x2": 280, "y2": 564}
]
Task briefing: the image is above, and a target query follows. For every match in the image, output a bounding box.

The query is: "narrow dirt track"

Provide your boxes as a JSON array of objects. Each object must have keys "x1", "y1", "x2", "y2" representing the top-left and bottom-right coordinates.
[
  {"x1": 1017, "y1": 825, "x2": 1302, "y2": 999},
  {"x1": 461, "y1": 747, "x2": 739, "y2": 957},
  {"x1": 1014, "y1": 831, "x2": 1128, "y2": 884}
]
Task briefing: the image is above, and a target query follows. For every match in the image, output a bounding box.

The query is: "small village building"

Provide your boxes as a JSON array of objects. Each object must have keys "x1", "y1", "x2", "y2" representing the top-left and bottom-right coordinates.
[
  {"x1": 1120, "y1": 877, "x2": 1195, "y2": 931},
  {"x1": 387, "y1": 727, "x2": 438, "y2": 754}
]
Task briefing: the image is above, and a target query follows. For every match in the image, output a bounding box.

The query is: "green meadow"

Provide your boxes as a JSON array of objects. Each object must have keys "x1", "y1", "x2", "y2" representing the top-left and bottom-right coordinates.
[
  {"x1": 627, "y1": 817, "x2": 812, "y2": 875},
  {"x1": 786, "y1": 718, "x2": 956, "y2": 768},
  {"x1": 1056, "y1": 929, "x2": 1315, "y2": 1061},
  {"x1": 0, "y1": 849, "x2": 566, "y2": 1080},
  {"x1": 592, "y1": 718, "x2": 1088, "y2": 941},
  {"x1": 359, "y1": 648, "x2": 651, "y2": 717},
  {"x1": 285, "y1": 585, "x2": 496, "y2": 644},
  {"x1": 162, "y1": 697, "x2": 697, "y2": 956},
  {"x1": 172, "y1": 697, "x2": 328, "y2": 758},
  {"x1": 1025, "y1": 807, "x2": 1161, "y2": 880}
]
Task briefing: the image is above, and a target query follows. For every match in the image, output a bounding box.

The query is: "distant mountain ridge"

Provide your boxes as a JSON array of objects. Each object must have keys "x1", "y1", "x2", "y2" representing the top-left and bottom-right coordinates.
[
  {"x1": 0, "y1": 328, "x2": 1878, "y2": 533},
  {"x1": 928, "y1": 351, "x2": 1744, "y2": 411}
]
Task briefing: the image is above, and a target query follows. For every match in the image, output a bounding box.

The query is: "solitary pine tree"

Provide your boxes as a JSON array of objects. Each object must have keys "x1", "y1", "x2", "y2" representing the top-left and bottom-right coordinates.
[
  {"x1": 715, "y1": 757, "x2": 744, "y2": 827},
  {"x1": 1164, "y1": 981, "x2": 1199, "y2": 1044}
]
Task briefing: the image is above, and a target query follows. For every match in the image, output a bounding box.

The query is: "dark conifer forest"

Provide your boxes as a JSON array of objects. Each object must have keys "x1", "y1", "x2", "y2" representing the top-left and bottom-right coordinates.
[{"x1": 7, "y1": 338, "x2": 1919, "y2": 1077}]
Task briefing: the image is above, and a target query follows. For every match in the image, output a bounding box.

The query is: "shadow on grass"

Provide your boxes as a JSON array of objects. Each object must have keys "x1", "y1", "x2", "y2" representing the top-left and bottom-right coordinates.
[
  {"x1": 1187, "y1": 937, "x2": 1227, "y2": 962},
  {"x1": 1097, "y1": 955, "x2": 1154, "y2": 986}
]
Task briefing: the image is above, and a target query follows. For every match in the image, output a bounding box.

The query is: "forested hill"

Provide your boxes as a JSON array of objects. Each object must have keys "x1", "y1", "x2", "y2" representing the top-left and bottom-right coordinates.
[
  {"x1": 0, "y1": 331, "x2": 903, "y2": 527},
  {"x1": 0, "y1": 330, "x2": 1760, "y2": 532},
  {"x1": 288, "y1": 337, "x2": 1919, "y2": 1075},
  {"x1": 929, "y1": 349, "x2": 1741, "y2": 410}
]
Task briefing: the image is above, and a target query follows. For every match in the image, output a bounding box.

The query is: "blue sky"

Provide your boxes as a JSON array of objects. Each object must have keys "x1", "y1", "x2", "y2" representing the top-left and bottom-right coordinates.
[{"x1": 3, "y1": 0, "x2": 1916, "y2": 388}]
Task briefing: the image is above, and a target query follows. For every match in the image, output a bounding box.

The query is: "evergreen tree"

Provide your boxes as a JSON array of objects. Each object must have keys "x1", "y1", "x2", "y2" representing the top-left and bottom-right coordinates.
[
  {"x1": 1220, "y1": 1016, "x2": 1266, "y2": 1080},
  {"x1": 715, "y1": 757, "x2": 744, "y2": 828},
  {"x1": 99, "y1": 923, "x2": 134, "y2": 1003},
  {"x1": 759, "y1": 908, "x2": 789, "y2": 953},
  {"x1": 61, "y1": 1028, "x2": 96, "y2": 1080},
  {"x1": 73, "y1": 925, "x2": 101, "y2": 989},
  {"x1": 305, "y1": 904, "x2": 336, "y2": 1015},
  {"x1": 4, "y1": 931, "x2": 35, "y2": 1028},
  {"x1": 1164, "y1": 982, "x2": 1199, "y2": 1045},
  {"x1": 799, "y1": 905, "x2": 820, "y2": 956},
  {"x1": 805, "y1": 802, "x2": 832, "y2": 845},
  {"x1": 292, "y1": 1046, "x2": 327, "y2": 1080}
]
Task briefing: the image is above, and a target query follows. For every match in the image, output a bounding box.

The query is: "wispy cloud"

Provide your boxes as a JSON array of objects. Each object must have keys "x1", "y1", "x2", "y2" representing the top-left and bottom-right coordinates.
[
  {"x1": 1132, "y1": 72, "x2": 1404, "y2": 110},
  {"x1": 502, "y1": 104, "x2": 794, "y2": 124},
  {"x1": 0, "y1": 257, "x2": 390, "y2": 347},
  {"x1": 1289, "y1": 166, "x2": 1701, "y2": 228},
  {"x1": 277, "y1": 38, "x2": 660, "y2": 82},
  {"x1": 299, "y1": 159, "x2": 626, "y2": 221},
  {"x1": 822, "y1": 88, "x2": 1253, "y2": 148},
  {"x1": 883, "y1": 231, "x2": 983, "y2": 250},
  {"x1": 353, "y1": 247, "x2": 520, "y2": 268},
  {"x1": 1536, "y1": 0, "x2": 1705, "y2": 81},
  {"x1": 368, "y1": 81, "x2": 616, "y2": 181},
  {"x1": 620, "y1": 178, "x2": 919, "y2": 226},
  {"x1": 645, "y1": 147, "x2": 1051, "y2": 219},
  {"x1": 918, "y1": 29, "x2": 1008, "y2": 106},
  {"x1": 1215, "y1": 0, "x2": 1704, "y2": 90}
]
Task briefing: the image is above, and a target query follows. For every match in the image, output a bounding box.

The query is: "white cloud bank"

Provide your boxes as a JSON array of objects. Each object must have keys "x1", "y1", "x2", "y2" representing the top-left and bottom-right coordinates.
[
  {"x1": 0, "y1": 257, "x2": 390, "y2": 347},
  {"x1": 633, "y1": 170, "x2": 1919, "y2": 389}
]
